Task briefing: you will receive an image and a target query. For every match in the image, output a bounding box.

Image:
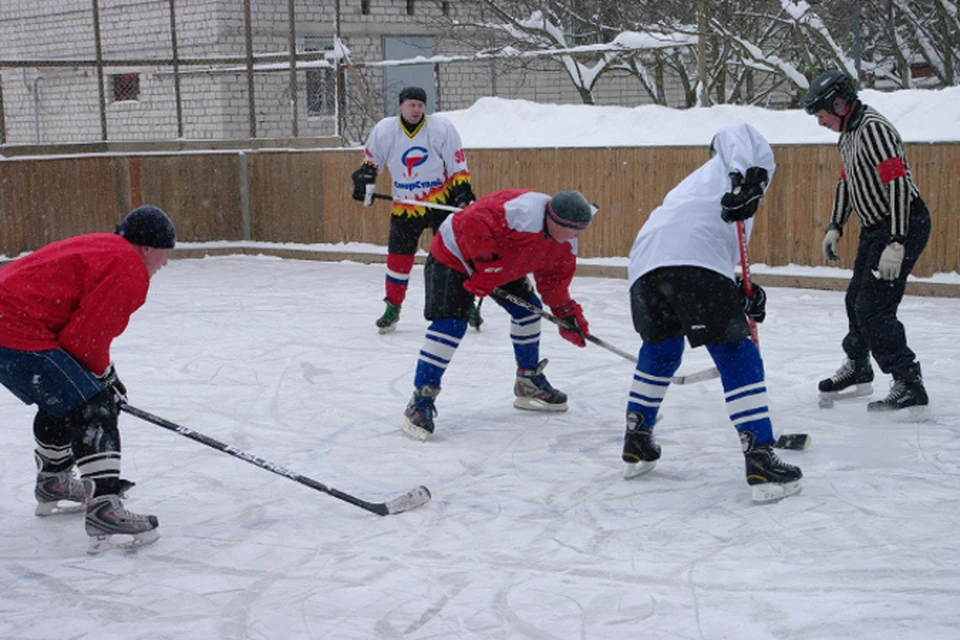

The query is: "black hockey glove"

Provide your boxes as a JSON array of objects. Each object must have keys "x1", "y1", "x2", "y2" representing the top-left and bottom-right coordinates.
[
  {"x1": 447, "y1": 182, "x2": 476, "y2": 210},
  {"x1": 736, "y1": 278, "x2": 766, "y2": 323},
  {"x1": 721, "y1": 167, "x2": 769, "y2": 223},
  {"x1": 99, "y1": 362, "x2": 128, "y2": 405},
  {"x1": 351, "y1": 163, "x2": 377, "y2": 201}
]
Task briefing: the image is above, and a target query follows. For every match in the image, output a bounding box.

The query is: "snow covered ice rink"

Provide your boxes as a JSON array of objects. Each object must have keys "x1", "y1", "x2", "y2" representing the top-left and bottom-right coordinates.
[{"x1": 1, "y1": 255, "x2": 958, "y2": 640}]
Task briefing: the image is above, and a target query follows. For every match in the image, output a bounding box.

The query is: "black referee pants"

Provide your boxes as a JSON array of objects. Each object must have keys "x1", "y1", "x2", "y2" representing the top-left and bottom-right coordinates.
[{"x1": 841, "y1": 198, "x2": 931, "y2": 383}]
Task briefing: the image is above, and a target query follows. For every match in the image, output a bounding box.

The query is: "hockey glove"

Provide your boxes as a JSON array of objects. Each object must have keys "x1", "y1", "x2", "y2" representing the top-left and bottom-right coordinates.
[
  {"x1": 553, "y1": 300, "x2": 590, "y2": 347},
  {"x1": 822, "y1": 224, "x2": 842, "y2": 262},
  {"x1": 99, "y1": 362, "x2": 128, "y2": 405},
  {"x1": 736, "y1": 278, "x2": 766, "y2": 323},
  {"x1": 351, "y1": 164, "x2": 377, "y2": 202},
  {"x1": 721, "y1": 167, "x2": 768, "y2": 223},
  {"x1": 876, "y1": 241, "x2": 905, "y2": 280},
  {"x1": 463, "y1": 258, "x2": 506, "y2": 298},
  {"x1": 447, "y1": 182, "x2": 476, "y2": 210}
]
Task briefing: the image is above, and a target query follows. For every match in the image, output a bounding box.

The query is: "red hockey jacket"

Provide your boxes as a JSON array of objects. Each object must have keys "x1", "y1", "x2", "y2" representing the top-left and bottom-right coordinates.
[
  {"x1": 0, "y1": 233, "x2": 150, "y2": 375},
  {"x1": 431, "y1": 189, "x2": 579, "y2": 310}
]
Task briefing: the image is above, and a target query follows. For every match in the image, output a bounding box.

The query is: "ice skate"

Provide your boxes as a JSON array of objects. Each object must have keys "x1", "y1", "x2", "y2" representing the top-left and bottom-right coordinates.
[
  {"x1": 621, "y1": 411, "x2": 661, "y2": 479},
  {"x1": 818, "y1": 357, "x2": 874, "y2": 408},
  {"x1": 34, "y1": 470, "x2": 86, "y2": 516},
  {"x1": 402, "y1": 384, "x2": 440, "y2": 441},
  {"x1": 376, "y1": 299, "x2": 401, "y2": 334},
  {"x1": 867, "y1": 378, "x2": 929, "y2": 420},
  {"x1": 85, "y1": 494, "x2": 160, "y2": 554},
  {"x1": 742, "y1": 432, "x2": 803, "y2": 503},
  {"x1": 514, "y1": 359, "x2": 568, "y2": 412}
]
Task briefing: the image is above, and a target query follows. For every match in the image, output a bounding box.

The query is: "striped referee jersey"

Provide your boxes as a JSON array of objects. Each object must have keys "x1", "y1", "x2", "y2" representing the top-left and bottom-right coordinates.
[{"x1": 830, "y1": 103, "x2": 920, "y2": 241}]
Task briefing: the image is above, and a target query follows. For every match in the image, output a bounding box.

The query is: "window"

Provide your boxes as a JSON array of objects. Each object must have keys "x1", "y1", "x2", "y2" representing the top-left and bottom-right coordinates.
[
  {"x1": 441, "y1": 2, "x2": 449, "y2": 16},
  {"x1": 305, "y1": 39, "x2": 336, "y2": 118},
  {"x1": 112, "y1": 73, "x2": 140, "y2": 102},
  {"x1": 406, "y1": 0, "x2": 415, "y2": 15},
  {"x1": 361, "y1": 0, "x2": 370, "y2": 15}
]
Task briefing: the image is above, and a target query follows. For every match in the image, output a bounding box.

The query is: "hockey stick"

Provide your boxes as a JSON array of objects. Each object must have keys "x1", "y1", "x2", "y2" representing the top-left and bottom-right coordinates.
[
  {"x1": 735, "y1": 222, "x2": 810, "y2": 451},
  {"x1": 491, "y1": 287, "x2": 720, "y2": 386},
  {"x1": 366, "y1": 191, "x2": 462, "y2": 213},
  {"x1": 736, "y1": 220, "x2": 759, "y2": 346},
  {"x1": 120, "y1": 404, "x2": 431, "y2": 516}
]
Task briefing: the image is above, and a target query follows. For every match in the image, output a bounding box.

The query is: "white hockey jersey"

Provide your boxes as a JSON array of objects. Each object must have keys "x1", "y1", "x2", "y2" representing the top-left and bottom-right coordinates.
[
  {"x1": 627, "y1": 122, "x2": 776, "y2": 287},
  {"x1": 362, "y1": 114, "x2": 471, "y2": 217}
]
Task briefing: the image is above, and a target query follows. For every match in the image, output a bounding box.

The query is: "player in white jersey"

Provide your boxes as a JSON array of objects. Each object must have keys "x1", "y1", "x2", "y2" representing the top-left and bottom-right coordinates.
[
  {"x1": 622, "y1": 123, "x2": 802, "y2": 503},
  {"x1": 351, "y1": 86, "x2": 480, "y2": 333}
]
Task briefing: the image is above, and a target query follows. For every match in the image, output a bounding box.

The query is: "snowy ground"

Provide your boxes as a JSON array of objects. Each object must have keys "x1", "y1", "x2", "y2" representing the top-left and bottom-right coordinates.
[{"x1": 1, "y1": 256, "x2": 958, "y2": 640}]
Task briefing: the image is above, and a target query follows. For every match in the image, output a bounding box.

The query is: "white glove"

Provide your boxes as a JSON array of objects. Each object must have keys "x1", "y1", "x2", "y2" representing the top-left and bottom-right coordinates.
[
  {"x1": 822, "y1": 228, "x2": 841, "y2": 262},
  {"x1": 876, "y1": 242, "x2": 905, "y2": 280}
]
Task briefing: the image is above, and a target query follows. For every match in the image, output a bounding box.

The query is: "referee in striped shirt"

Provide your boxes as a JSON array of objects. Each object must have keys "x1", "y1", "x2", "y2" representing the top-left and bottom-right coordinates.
[{"x1": 804, "y1": 70, "x2": 931, "y2": 415}]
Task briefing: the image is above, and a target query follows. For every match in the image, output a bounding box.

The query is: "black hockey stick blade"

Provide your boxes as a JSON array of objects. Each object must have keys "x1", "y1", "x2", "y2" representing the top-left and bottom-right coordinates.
[
  {"x1": 120, "y1": 403, "x2": 431, "y2": 516},
  {"x1": 774, "y1": 433, "x2": 811, "y2": 450}
]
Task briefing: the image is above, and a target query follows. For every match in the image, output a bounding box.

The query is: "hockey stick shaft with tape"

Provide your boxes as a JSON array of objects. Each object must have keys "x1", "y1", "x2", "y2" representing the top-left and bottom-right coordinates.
[
  {"x1": 491, "y1": 287, "x2": 719, "y2": 385},
  {"x1": 367, "y1": 191, "x2": 462, "y2": 213},
  {"x1": 120, "y1": 403, "x2": 430, "y2": 515}
]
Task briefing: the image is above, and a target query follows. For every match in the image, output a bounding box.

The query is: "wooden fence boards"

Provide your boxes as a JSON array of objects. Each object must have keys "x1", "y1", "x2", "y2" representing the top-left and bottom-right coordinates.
[{"x1": 1, "y1": 144, "x2": 957, "y2": 283}]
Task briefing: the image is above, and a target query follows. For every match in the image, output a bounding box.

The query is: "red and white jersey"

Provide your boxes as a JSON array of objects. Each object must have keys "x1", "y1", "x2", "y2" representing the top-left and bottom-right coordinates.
[
  {"x1": 362, "y1": 114, "x2": 471, "y2": 217},
  {"x1": 432, "y1": 189, "x2": 579, "y2": 310},
  {"x1": 0, "y1": 233, "x2": 150, "y2": 375}
]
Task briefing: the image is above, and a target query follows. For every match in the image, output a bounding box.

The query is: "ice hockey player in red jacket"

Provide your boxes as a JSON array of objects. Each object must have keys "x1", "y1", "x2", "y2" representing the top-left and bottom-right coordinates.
[
  {"x1": 0, "y1": 205, "x2": 175, "y2": 553},
  {"x1": 401, "y1": 188, "x2": 596, "y2": 440}
]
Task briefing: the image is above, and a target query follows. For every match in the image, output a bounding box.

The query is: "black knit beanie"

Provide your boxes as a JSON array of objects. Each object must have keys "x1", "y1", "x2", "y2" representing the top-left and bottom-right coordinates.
[{"x1": 115, "y1": 205, "x2": 177, "y2": 249}]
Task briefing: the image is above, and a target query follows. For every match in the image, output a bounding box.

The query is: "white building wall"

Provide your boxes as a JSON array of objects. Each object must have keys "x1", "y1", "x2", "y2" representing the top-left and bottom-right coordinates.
[{"x1": 0, "y1": 0, "x2": 703, "y2": 146}]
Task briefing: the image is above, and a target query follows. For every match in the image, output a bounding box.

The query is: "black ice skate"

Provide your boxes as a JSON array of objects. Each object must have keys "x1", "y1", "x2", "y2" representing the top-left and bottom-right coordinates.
[
  {"x1": 402, "y1": 384, "x2": 440, "y2": 441},
  {"x1": 85, "y1": 494, "x2": 160, "y2": 554},
  {"x1": 818, "y1": 357, "x2": 874, "y2": 408},
  {"x1": 376, "y1": 299, "x2": 401, "y2": 334},
  {"x1": 34, "y1": 470, "x2": 86, "y2": 516},
  {"x1": 741, "y1": 431, "x2": 803, "y2": 503},
  {"x1": 867, "y1": 378, "x2": 929, "y2": 419},
  {"x1": 622, "y1": 411, "x2": 661, "y2": 479},
  {"x1": 514, "y1": 359, "x2": 568, "y2": 412}
]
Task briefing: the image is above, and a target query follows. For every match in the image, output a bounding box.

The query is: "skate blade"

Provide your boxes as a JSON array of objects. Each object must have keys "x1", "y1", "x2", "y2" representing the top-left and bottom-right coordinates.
[
  {"x1": 751, "y1": 480, "x2": 802, "y2": 504},
  {"x1": 401, "y1": 420, "x2": 431, "y2": 442},
  {"x1": 622, "y1": 459, "x2": 657, "y2": 479},
  {"x1": 87, "y1": 528, "x2": 160, "y2": 555},
  {"x1": 377, "y1": 323, "x2": 399, "y2": 335},
  {"x1": 513, "y1": 397, "x2": 568, "y2": 412},
  {"x1": 818, "y1": 384, "x2": 874, "y2": 408},
  {"x1": 35, "y1": 501, "x2": 85, "y2": 517},
  {"x1": 870, "y1": 404, "x2": 931, "y2": 423}
]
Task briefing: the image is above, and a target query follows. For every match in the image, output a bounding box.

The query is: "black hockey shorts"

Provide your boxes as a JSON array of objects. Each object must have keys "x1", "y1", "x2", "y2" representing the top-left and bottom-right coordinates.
[
  {"x1": 423, "y1": 255, "x2": 474, "y2": 321},
  {"x1": 630, "y1": 266, "x2": 749, "y2": 348},
  {"x1": 388, "y1": 210, "x2": 451, "y2": 255},
  {"x1": 423, "y1": 255, "x2": 536, "y2": 321}
]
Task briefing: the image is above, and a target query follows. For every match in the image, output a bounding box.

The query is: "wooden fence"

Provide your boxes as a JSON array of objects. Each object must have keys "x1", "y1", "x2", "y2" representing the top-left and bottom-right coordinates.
[{"x1": 2, "y1": 144, "x2": 958, "y2": 279}]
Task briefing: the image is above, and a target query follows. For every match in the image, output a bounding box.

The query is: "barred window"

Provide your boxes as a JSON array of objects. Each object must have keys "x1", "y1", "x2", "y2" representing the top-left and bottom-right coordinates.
[
  {"x1": 112, "y1": 73, "x2": 140, "y2": 102},
  {"x1": 305, "y1": 39, "x2": 336, "y2": 118}
]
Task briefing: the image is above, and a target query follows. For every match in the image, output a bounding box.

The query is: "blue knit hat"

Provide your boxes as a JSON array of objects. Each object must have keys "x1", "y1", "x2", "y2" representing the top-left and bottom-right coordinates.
[{"x1": 115, "y1": 205, "x2": 176, "y2": 249}]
